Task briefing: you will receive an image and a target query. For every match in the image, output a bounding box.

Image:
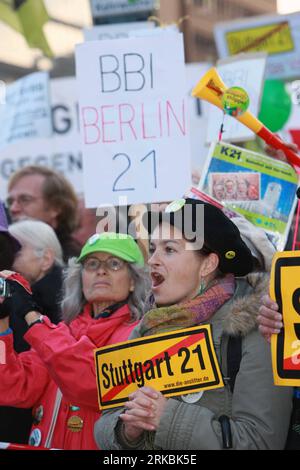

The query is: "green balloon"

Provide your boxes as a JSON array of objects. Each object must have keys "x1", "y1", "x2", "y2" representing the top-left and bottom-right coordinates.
[{"x1": 259, "y1": 80, "x2": 292, "y2": 132}]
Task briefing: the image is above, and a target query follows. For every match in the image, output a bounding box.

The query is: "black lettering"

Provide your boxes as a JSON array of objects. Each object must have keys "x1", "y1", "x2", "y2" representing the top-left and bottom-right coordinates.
[
  {"x1": 0, "y1": 159, "x2": 15, "y2": 179},
  {"x1": 155, "y1": 357, "x2": 164, "y2": 378},
  {"x1": 124, "y1": 53, "x2": 146, "y2": 92},
  {"x1": 127, "y1": 359, "x2": 134, "y2": 383},
  {"x1": 35, "y1": 155, "x2": 48, "y2": 166},
  {"x1": 178, "y1": 347, "x2": 194, "y2": 374},
  {"x1": 99, "y1": 55, "x2": 121, "y2": 93},
  {"x1": 115, "y1": 366, "x2": 125, "y2": 386},
  {"x1": 134, "y1": 362, "x2": 145, "y2": 388},
  {"x1": 109, "y1": 363, "x2": 116, "y2": 387},
  {"x1": 164, "y1": 351, "x2": 174, "y2": 376},
  {"x1": 52, "y1": 105, "x2": 72, "y2": 134},
  {"x1": 68, "y1": 152, "x2": 82, "y2": 172},
  {"x1": 122, "y1": 360, "x2": 130, "y2": 385},
  {"x1": 101, "y1": 363, "x2": 111, "y2": 389},
  {"x1": 192, "y1": 344, "x2": 205, "y2": 370},
  {"x1": 292, "y1": 287, "x2": 300, "y2": 339},
  {"x1": 144, "y1": 360, "x2": 156, "y2": 380},
  {"x1": 221, "y1": 146, "x2": 229, "y2": 156}
]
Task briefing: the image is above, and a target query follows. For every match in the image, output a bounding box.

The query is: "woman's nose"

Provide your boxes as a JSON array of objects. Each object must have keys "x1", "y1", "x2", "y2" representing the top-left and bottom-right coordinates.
[
  {"x1": 148, "y1": 250, "x2": 160, "y2": 266},
  {"x1": 96, "y1": 262, "x2": 108, "y2": 275}
]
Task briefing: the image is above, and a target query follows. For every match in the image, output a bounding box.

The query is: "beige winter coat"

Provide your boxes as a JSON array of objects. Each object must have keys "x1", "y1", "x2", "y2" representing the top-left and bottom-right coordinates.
[{"x1": 94, "y1": 274, "x2": 293, "y2": 450}]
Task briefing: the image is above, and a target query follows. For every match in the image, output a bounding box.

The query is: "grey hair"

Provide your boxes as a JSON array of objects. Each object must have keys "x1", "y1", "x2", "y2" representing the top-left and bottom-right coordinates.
[
  {"x1": 8, "y1": 219, "x2": 64, "y2": 267},
  {"x1": 61, "y1": 258, "x2": 150, "y2": 325}
]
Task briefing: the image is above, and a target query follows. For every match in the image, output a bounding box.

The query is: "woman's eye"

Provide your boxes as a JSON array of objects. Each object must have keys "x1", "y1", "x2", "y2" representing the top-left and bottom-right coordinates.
[{"x1": 166, "y1": 246, "x2": 175, "y2": 253}]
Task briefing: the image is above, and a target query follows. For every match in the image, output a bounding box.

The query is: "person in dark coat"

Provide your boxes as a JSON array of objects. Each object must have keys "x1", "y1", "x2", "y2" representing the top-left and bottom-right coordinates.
[
  {"x1": 8, "y1": 219, "x2": 64, "y2": 351},
  {"x1": 0, "y1": 200, "x2": 32, "y2": 444}
]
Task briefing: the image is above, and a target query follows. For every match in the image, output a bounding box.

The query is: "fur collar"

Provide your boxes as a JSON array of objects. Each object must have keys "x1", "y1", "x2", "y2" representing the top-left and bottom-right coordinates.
[{"x1": 222, "y1": 272, "x2": 269, "y2": 337}]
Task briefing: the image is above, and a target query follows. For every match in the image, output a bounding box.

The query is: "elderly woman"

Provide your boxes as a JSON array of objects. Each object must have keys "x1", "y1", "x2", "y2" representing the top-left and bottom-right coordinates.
[
  {"x1": 0, "y1": 232, "x2": 148, "y2": 449},
  {"x1": 0, "y1": 201, "x2": 33, "y2": 446},
  {"x1": 8, "y1": 220, "x2": 64, "y2": 353},
  {"x1": 95, "y1": 198, "x2": 292, "y2": 450}
]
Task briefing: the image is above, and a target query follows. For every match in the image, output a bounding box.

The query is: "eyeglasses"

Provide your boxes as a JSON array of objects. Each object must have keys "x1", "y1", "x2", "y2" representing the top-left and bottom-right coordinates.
[
  {"x1": 82, "y1": 257, "x2": 126, "y2": 272},
  {"x1": 6, "y1": 195, "x2": 43, "y2": 209}
]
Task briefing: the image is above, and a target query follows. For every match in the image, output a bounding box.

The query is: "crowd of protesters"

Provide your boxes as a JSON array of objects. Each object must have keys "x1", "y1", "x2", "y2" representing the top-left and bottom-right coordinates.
[{"x1": 0, "y1": 140, "x2": 299, "y2": 450}]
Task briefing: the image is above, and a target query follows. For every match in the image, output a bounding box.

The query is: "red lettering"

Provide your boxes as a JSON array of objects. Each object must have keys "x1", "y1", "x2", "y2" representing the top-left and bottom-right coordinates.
[
  {"x1": 141, "y1": 103, "x2": 156, "y2": 139},
  {"x1": 118, "y1": 104, "x2": 137, "y2": 141},
  {"x1": 166, "y1": 100, "x2": 186, "y2": 137},
  {"x1": 81, "y1": 106, "x2": 100, "y2": 144},
  {"x1": 101, "y1": 105, "x2": 117, "y2": 143}
]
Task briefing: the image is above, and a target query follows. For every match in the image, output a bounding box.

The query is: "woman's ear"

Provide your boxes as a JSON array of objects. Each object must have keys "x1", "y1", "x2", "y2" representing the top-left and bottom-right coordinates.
[
  {"x1": 129, "y1": 278, "x2": 135, "y2": 293},
  {"x1": 40, "y1": 248, "x2": 55, "y2": 274},
  {"x1": 200, "y1": 253, "x2": 219, "y2": 278}
]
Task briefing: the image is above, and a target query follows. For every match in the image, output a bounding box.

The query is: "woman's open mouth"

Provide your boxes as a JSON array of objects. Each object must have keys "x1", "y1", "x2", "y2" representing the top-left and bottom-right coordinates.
[{"x1": 151, "y1": 272, "x2": 165, "y2": 289}]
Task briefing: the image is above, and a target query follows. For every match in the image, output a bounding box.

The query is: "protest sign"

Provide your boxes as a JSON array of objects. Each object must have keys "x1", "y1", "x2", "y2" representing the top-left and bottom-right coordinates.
[
  {"x1": 84, "y1": 21, "x2": 155, "y2": 41},
  {"x1": 0, "y1": 71, "x2": 52, "y2": 150},
  {"x1": 281, "y1": 80, "x2": 300, "y2": 149},
  {"x1": 206, "y1": 54, "x2": 266, "y2": 143},
  {"x1": 271, "y1": 251, "x2": 300, "y2": 386},
  {"x1": 214, "y1": 12, "x2": 300, "y2": 80},
  {"x1": 198, "y1": 141, "x2": 298, "y2": 250},
  {"x1": 0, "y1": 77, "x2": 83, "y2": 201},
  {"x1": 94, "y1": 325, "x2": 224, "y2": 410},
  {"x1": 75, "y1": 34, "x2": 191, "y2": 208}
]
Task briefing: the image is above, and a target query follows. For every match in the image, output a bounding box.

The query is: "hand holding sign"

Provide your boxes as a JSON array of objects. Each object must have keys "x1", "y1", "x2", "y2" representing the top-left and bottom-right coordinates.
[
  {"x1": 120, "y1": 386, "x2": 167, "y2": 438},
  {"x1": 257, "y1": 295, "x2": 283, "y2": 342}
]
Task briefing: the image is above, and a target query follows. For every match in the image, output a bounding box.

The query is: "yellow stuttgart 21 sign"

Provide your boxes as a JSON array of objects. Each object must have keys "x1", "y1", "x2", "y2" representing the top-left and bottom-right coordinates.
[
  {"x1": 94, "y1": 325, "x2": 224, "y2": 410},
  {"x1": 226, "y1": 21, "x2": 294, "y2": 56},
  {"x1": 271, "y1": 251, "x2": 300, "y2": 386}
]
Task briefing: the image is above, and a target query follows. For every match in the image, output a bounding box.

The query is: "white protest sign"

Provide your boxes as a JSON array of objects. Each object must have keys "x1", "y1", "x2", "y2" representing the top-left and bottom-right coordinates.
[
  {"x1": 281, "y1": 81, "x2": 300, "y2": 150},
  {"x1": 75, "y1": 34, "x2": 191, "y2": 208},
  {"x1": 186, "y1": 63, "x2": 211, "y2": 179},
  {"x1": 84, "y1": 21, "x2": 155, "y2": 41},
  {"x1": 0, "y1": 72, "x2": 52, "y2": 150},
  {"x1": 214, "y1": 12, "x2": 300, "y2": 80},
  {"x1": 206, "y1": 53, "x2": 267, "y2": 143},
  {"x1": 0, "y1": 77, "x2": 83, "y2": 201},
  {"x1": 49, "y1": 77, "x2": 83, "y2": 193},
  {"x1": 129, "y1": 25, "x2": 179, "y2": 38}
]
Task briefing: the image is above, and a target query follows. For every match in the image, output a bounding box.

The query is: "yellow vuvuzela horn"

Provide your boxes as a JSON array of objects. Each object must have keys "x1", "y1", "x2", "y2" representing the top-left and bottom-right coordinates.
[{"x1": 192, "y1": 67, "x2": 300, "y2": 168}]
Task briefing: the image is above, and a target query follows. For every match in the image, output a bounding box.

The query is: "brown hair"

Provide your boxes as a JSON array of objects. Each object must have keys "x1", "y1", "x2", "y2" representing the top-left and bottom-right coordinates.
[{"x1": 8, "y1": 166, "x2": 79, "y2": 236}]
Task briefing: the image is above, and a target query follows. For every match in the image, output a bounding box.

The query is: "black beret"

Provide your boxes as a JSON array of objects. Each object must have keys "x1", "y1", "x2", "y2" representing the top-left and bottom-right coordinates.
[{"x1": 143, "y1": 198, "x2": 253, "y2": 277}]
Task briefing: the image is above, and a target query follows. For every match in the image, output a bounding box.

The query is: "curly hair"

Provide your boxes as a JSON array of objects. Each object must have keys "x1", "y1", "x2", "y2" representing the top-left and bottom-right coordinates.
[{"x1": 61, "y1": 258, "x2": 150, "y2": 324}]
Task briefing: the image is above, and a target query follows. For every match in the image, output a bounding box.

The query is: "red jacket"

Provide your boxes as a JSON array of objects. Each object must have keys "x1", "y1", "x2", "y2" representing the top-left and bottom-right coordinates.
[{"x1": 0, "y1": 303, "x2": 137, "y2": 449}]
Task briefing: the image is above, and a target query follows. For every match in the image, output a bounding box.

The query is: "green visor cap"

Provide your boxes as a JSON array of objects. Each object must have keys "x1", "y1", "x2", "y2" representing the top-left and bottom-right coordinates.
[{"x1": 77, "y1": 232, "x2": 144, "y2": 267}]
